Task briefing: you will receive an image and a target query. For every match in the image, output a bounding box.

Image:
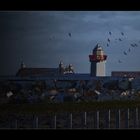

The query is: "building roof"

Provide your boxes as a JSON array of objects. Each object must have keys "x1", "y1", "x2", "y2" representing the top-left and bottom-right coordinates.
[
  {"x1": 16, "y1": 68, "x2": 59, "y2": 77},
  {"x1": 112, "y1": 71, "x2": 140, "y2": 78},
  {"x1": 93, "y1": 44, "x2": 103, "y2": 53},
  {"x1": 0, "y1": 74, "x2": 126, "y2": 81}
]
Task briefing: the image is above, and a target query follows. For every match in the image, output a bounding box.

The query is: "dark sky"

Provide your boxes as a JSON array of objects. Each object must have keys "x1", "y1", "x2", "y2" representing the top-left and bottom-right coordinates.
[{"x1": 0, "y1": 11, "x2": 140, "y2": 76}]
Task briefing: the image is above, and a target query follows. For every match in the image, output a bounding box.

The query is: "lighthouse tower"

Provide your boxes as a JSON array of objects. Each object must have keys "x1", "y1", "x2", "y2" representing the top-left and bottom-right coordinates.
[{"x1": 89, "y1": 44, "x2": 107, "y2": 77}]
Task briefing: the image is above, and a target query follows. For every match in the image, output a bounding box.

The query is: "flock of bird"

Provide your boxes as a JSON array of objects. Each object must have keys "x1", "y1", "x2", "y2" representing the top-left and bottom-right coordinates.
[
  {"x1": 106, "y1": 31, "x2": 140, "y2": 63},
  {"x1": 48, "y1": 30, "x2": 140, "y2": 64},
  {"x1": 49, "y1": 32, "x2": 72, "y2": 40}
]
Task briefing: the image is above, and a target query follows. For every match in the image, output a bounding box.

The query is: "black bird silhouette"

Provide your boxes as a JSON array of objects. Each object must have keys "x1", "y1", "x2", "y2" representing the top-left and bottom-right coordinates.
[
  {"x1": 68, "y1": 33, "x2": 71, "y2": 37},
  {"x1": 107, "y1": 43, "x2": 109, "y2": 47},
  {"x1": 128, "y1": 48, "x2": 131, "y2": 52},
  {"x1": 118, "y1": 60, "x2": 122, "y2": 63},
  {"x1": 119, "y1": 38, "x2": 122, "y2": 41},
  {"x1": 123, "y1": 51, "x2": 127, "y2": 55},
  {"x1": 130, "y1": 44, "x2": 135, "y2": 47},
  {"x1": 134, "y1": 43, "x2": 138, "y2": 47},
  {"x1": 109, "y1": 32, "x2": 112, "y2": 35},
  {"x1": 107, "y1": 38, "x2": 110, "y2": 42},
  {"x1": 121, "y1": 32, "x2": 124, "y2": 36}
]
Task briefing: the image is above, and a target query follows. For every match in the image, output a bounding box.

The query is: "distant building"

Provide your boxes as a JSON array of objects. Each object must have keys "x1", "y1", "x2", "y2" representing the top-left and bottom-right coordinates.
[
  {"x1": 112, "y1": 71, "x2": 140, "y2": 78},
  {"x1": 16, "y1": 45, "x2": 140, "y2": 79},
  {"x1": 16, "y1": 67, "x2": 59, "y2": 77},
  {"x1": 16, "y1": 61, "x2": 74, "y2": 77},
  {"x1": 17, "y1": 44, "x2": 108, "y2": 77},
  {"x1": 89, "y1": 44, "x2": 107, "y2": 76}
]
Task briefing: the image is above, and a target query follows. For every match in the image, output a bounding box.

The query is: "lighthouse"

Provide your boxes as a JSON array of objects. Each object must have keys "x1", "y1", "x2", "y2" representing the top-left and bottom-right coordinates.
[{"x1": 89, "y1": 44, "x2": 107, "y2": 77}]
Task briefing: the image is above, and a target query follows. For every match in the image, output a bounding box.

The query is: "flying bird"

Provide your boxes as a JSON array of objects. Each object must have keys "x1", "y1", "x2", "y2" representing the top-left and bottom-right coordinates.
[
  {"x1": 130, "y1": 44, "x2": 135, "y2": 47},
  {"x1": 121, "y1": 32, "x2": 124, "y2": 36},
  {"x1": 118, "y1": 60, "x2": 122, "y2": 63},
  {"x1": 109, "y1": 32, "x2": 112, "y2": 35},
  {"x1": 128, "y1": 48, "x2": 131, "y2": 52},
  {"x1": 68, "y1": 33, "x2": 71, "y2": 37},
  {"x1": 134, "y1": 43, "x2": 138, "y2": 47},
  {"x1": 119, "y1": 38, "x2": 122, "y2": 41},
  {"x1": 107, "y1": 38, "x2": 110, "y2": 42},
  {"x1": 107, "y1": 43, "x2": 109, "y2": 47},
  {"x1": 123, "y1": 51, "x2": 127, "y2": 55}
]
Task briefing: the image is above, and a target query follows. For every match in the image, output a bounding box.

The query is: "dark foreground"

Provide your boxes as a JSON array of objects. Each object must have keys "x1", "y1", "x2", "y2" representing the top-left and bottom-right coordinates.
[{"x1": 0, "y1": 101, "x2": 140, "y2": 129}]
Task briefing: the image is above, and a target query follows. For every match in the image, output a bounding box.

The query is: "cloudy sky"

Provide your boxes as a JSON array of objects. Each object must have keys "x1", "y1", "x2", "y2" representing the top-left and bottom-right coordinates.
[{"x1": 0, "y1": 11, "x2": 140, "y2": 76}]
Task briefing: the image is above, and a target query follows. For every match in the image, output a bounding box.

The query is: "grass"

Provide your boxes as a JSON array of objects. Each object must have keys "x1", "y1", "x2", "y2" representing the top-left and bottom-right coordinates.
[{"x1": 0, "y1": 100, "x2": 140, "y2": 115}]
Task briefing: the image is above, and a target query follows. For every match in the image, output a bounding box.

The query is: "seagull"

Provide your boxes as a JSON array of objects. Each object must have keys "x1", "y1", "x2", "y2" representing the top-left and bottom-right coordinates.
[
  {"x1": 130, "y1": 44, "x2": 135, "y2": 47},
  {"x1": 134, "y1": 43, "x2": 138, "y2": 47},
  {"x1": 68, "y1": 33, "x2": 71, "y2": 37},
  {"x1": 123, "y1": 51, "x2": 127, "y2": 55},
  {"x1": 121, "y1": 32, "x2": 124, "y2": 36},
  {"x1": 119, "y1": 38, "x2": 122, "y2": 41},
  {"x1": 109, "y1": 32, "x2": 112, "y2": 35},
  {"x1": 118, "y1": 60, "x2": 122, "y2": 63},
  {"x1": 107, "y1": 38, "x2": 110, "y2": 42}
]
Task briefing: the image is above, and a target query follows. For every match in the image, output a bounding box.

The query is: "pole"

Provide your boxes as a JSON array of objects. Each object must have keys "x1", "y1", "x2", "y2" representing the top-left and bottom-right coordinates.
[
  {"x1": 125, "y1": 108, "x2": 129, "y2": 128},
  {"x1": 54, "y1": 115, "x2": 56, "y2": 129},
  {"x1": 15, "y1": 119, "x2": 18, "y2": 129},
  {"x1": 84, "y1": 112, "x2": 87, "y2": 127},
  {"x1": 116, "y1": 109, "x2": 120, "y2": 129},
  {"x1": 35, "y1": 116, "x2": 39, "y2": 128},
  {"x1": 95, "y1": 111, "x2": 99, "y2": 129},
  {"x1": 70, "y1": 113, "x2": 72, "y2": 129},
  {"x1": 135, "y1": 108, "x2": 139, "y2": 128}
]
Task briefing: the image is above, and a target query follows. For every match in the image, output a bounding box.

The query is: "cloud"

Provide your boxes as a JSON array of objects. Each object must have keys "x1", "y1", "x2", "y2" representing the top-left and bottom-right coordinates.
[{"x1": 0, "y1": 11, "x2": 140, "y2": 75}]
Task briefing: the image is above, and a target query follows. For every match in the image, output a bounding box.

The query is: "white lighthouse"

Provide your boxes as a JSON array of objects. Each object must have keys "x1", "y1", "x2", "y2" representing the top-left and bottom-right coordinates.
[{"x1": 89, "y1": 44, "x2": 107, "y2": 77}]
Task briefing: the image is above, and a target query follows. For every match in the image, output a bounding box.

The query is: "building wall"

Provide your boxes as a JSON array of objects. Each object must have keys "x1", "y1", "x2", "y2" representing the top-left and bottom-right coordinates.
[
  {"x1": 91, "y1": 61, "x2": 105, "y2": 76},
  {"x1": 112, "y1": 71, "x2": 140, "y2": 78},
  {"x1": 90, "y1": 62, "x2": 96, "y2": 76}
]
